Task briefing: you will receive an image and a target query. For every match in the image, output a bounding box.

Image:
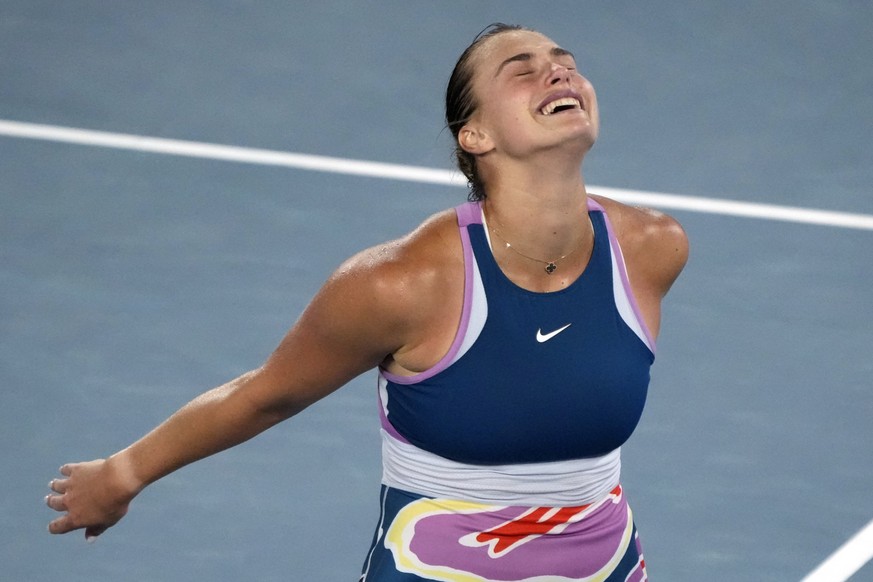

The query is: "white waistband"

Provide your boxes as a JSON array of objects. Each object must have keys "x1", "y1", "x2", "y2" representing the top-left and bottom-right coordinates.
[{"x1": 380, "y1": 430, "x2": 621, "y2": 506}]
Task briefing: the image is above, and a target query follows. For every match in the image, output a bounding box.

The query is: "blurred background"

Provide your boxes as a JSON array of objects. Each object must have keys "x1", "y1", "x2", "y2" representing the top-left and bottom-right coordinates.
[{"x1": 2, "y1": 1, "x2": 871, "y2": 580}]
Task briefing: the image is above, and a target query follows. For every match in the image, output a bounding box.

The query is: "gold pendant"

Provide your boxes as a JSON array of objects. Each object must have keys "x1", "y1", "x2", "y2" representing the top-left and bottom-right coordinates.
[{"x1": 545, "y1": 262, "x2": 557, "y2": 274}]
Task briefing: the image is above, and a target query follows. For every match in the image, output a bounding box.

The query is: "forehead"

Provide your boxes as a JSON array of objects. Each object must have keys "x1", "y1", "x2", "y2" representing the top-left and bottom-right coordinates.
[{"x1": 472, "y1": 30, "x2": 562, "y2": 71}]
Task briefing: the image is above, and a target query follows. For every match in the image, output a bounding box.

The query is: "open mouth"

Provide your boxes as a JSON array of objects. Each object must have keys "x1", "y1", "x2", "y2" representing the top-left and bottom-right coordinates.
[
  {"x1": 540, "y1": 97, "x2": 582, "y2": 115},
  {"x1": 538, "y1": 92, "x2": 584, "y2": 116}
]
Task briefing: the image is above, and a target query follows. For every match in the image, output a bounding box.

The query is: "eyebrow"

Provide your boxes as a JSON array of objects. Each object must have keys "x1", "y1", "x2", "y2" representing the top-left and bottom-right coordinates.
[{"x1": 494, "y1": 47, "x2": 575, "y2": 77}]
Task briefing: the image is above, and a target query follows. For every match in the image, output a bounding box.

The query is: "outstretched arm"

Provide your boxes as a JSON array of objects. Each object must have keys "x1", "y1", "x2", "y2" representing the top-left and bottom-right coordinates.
[{"x1": 46, "y1": 241, "x2": 416, "y2": 540}]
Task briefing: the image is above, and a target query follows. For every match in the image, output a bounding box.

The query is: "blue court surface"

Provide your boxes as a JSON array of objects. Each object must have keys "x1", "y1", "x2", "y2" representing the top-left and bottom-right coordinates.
[{"x1": 2, "y1": 2, "x2": 872, "y2": 580}]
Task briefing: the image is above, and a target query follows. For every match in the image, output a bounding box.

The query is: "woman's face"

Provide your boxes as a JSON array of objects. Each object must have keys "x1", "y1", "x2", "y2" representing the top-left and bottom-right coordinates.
[{"x1": 464, "y1": 30, "x2": 599, "y2": 160}]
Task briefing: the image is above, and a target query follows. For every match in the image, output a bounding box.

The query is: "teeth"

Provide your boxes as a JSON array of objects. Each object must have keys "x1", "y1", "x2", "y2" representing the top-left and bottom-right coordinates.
[{"x1": 541, "y1": 97, "x2": 581, "y2": 115}]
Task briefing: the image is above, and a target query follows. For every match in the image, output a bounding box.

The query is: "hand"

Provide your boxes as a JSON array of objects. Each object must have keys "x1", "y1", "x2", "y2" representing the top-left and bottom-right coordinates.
[{"x1": 46, "y1": 457, "x2": 140, "y2": 541}]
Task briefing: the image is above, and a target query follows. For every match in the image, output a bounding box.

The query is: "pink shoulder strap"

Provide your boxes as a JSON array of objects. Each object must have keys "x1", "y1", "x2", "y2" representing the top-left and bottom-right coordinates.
[{"x1": 455, "y1": 201, "x2": 482, "y2": 227}]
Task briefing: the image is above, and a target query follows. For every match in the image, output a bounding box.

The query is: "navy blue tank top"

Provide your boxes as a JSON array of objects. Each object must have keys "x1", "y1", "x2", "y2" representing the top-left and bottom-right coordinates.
[{"x1": 379, "y1": 200, "x2": 654, "y2": 465}]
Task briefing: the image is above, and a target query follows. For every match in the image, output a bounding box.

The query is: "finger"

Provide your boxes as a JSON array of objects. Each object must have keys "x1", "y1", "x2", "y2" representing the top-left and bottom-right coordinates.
[
  {"x1": 49, "y1": 478, "x2": 68, "y2": 494},
  {"x1": 45, "y1": 493, "x2": 68, "y2": 512},
  {"x1": 59, "y1": 464, "x2": 73, "y2": 477},
  {"x1": 48, "y1": 515, "x2": 79, "y2": 535}
]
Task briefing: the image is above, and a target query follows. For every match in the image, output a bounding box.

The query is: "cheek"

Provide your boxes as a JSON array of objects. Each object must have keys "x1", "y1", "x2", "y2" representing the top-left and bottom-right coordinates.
[
  {"x1": 491, "y1": 90, "x2": 531, "y2": 123},
  {"x1": 492, "y1": 107, "x2": 530, "y2": 144},
  {"x1": 476, "y1": 91, "x2": 527, "y2": 132},
  {"x1": 579, "y1": 77, "x2": 598, "y2": 110}
]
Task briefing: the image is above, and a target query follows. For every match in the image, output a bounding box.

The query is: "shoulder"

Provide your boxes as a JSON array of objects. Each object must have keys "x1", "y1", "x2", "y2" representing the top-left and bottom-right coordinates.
[
  {"x1": 332, "y1": 207, "x2": 462, "y2": 296},
  {"x1": 253, "y1": 207, "x2": 465, "y2": 406},
  {"x1": 315, "y1": 207, "x2": 464, "y2": 343},
  {"x1": 590, "y1": 193, "x2": 689, "y2": 296},
  {"x1": 590, "y1": 193, "x2": 687, "y2": 251}
]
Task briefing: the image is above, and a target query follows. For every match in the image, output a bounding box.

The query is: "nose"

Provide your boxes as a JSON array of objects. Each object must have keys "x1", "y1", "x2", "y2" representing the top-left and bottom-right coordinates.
[{"x1": 547, "y1": 62, "x2": 572, "y2": 85}]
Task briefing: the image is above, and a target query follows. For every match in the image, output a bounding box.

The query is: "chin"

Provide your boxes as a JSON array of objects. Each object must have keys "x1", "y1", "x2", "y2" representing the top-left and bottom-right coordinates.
[{"x1": 562, "y1": 125, "x2": 598, "y2": 152}]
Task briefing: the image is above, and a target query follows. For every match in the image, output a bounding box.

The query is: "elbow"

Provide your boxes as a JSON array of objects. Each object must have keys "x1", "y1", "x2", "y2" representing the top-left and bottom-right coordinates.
[{"x1": 228, "y1": 367, "x2": 311, "y2": 429}]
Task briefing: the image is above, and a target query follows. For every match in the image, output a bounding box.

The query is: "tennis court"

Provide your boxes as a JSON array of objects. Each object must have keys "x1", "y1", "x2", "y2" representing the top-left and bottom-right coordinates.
[{"x1": 3, "y1": 2, "x2": 872, "y2": 580}]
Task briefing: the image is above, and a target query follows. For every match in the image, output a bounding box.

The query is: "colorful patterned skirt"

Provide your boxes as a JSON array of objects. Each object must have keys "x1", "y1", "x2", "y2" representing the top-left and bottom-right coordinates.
[{"x1": 360, "y1": 484, "x2": 647, "y2": 581}]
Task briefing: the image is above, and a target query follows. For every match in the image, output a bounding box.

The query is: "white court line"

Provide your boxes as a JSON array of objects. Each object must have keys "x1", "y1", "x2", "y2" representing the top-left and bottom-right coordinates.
[
  {"x1": 3, "y1": 119, "x2": 873, "y2": 234},
  {"x1": 3, "y1": 117, "x2": 873, "y2": 579},
  {"x1": 0, "y1": 119, "x2": 465, "y2": 186},
  {"x1": 800, "y1": 519, "x2": 873, "y2": 582}
]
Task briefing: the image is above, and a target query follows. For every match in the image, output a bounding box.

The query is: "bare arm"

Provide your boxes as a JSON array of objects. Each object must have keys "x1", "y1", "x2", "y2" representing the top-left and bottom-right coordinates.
[{"x1": 46, "y1": 240, "x2": 419, "y2": 539}]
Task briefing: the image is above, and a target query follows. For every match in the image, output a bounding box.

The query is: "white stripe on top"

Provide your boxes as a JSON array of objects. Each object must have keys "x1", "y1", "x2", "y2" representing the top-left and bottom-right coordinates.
[{"x1": 380, "y1": 425, "x2": 621, "y2": 506}]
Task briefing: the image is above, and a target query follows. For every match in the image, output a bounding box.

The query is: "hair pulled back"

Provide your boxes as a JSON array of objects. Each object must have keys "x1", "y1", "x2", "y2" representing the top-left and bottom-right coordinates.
[{"x1": 445, "y1": 23, "x2": 529, "y2": 201}]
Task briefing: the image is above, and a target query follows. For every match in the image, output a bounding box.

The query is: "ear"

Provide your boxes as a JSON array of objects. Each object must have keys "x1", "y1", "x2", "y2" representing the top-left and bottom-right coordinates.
[{"x1": 458, "y1": 124, "x2": 494, "y2": 155}]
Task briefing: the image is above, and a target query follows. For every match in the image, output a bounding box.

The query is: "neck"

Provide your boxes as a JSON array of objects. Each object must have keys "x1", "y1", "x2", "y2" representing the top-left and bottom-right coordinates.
[
  {"x1": 481, "y1": 159, "x2": 590, "y2": 259},
  {"x1": 482, "y1": 183, "x2": 594, "y2": 288}
]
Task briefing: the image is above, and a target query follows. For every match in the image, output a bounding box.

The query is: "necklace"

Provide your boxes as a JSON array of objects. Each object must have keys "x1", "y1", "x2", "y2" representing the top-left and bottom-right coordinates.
[{"x1": 488, "y1": 219, "x2": 590, "y2": 275}]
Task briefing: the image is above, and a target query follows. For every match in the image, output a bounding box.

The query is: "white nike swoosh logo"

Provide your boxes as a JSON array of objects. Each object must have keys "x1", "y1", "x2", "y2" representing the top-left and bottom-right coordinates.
[{"x1": 536, "y1": 323, "x2": 572, "y2": 343}]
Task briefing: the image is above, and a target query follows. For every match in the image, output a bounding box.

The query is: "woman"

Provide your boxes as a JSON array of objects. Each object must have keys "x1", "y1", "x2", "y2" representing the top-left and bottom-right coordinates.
[{"x1": 47, "y1": 24, "x2": 688, "y2": 581}]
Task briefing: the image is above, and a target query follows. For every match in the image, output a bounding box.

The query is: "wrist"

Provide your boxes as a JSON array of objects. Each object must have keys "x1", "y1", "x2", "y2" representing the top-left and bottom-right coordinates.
[{"x1": 105, "y1": 450, "x2": 146, "y2": 500}]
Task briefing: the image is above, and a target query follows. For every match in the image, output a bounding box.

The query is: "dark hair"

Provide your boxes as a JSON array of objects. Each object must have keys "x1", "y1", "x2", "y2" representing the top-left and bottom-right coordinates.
[{"x1": 445, "y1": 23, "x2": 529, "y2": 201}]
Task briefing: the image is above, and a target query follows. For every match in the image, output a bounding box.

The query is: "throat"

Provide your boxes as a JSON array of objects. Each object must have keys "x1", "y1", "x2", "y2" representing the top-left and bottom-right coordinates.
[{"x1": 483, "y1": 212, "x2": 596, "y2": 292}]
